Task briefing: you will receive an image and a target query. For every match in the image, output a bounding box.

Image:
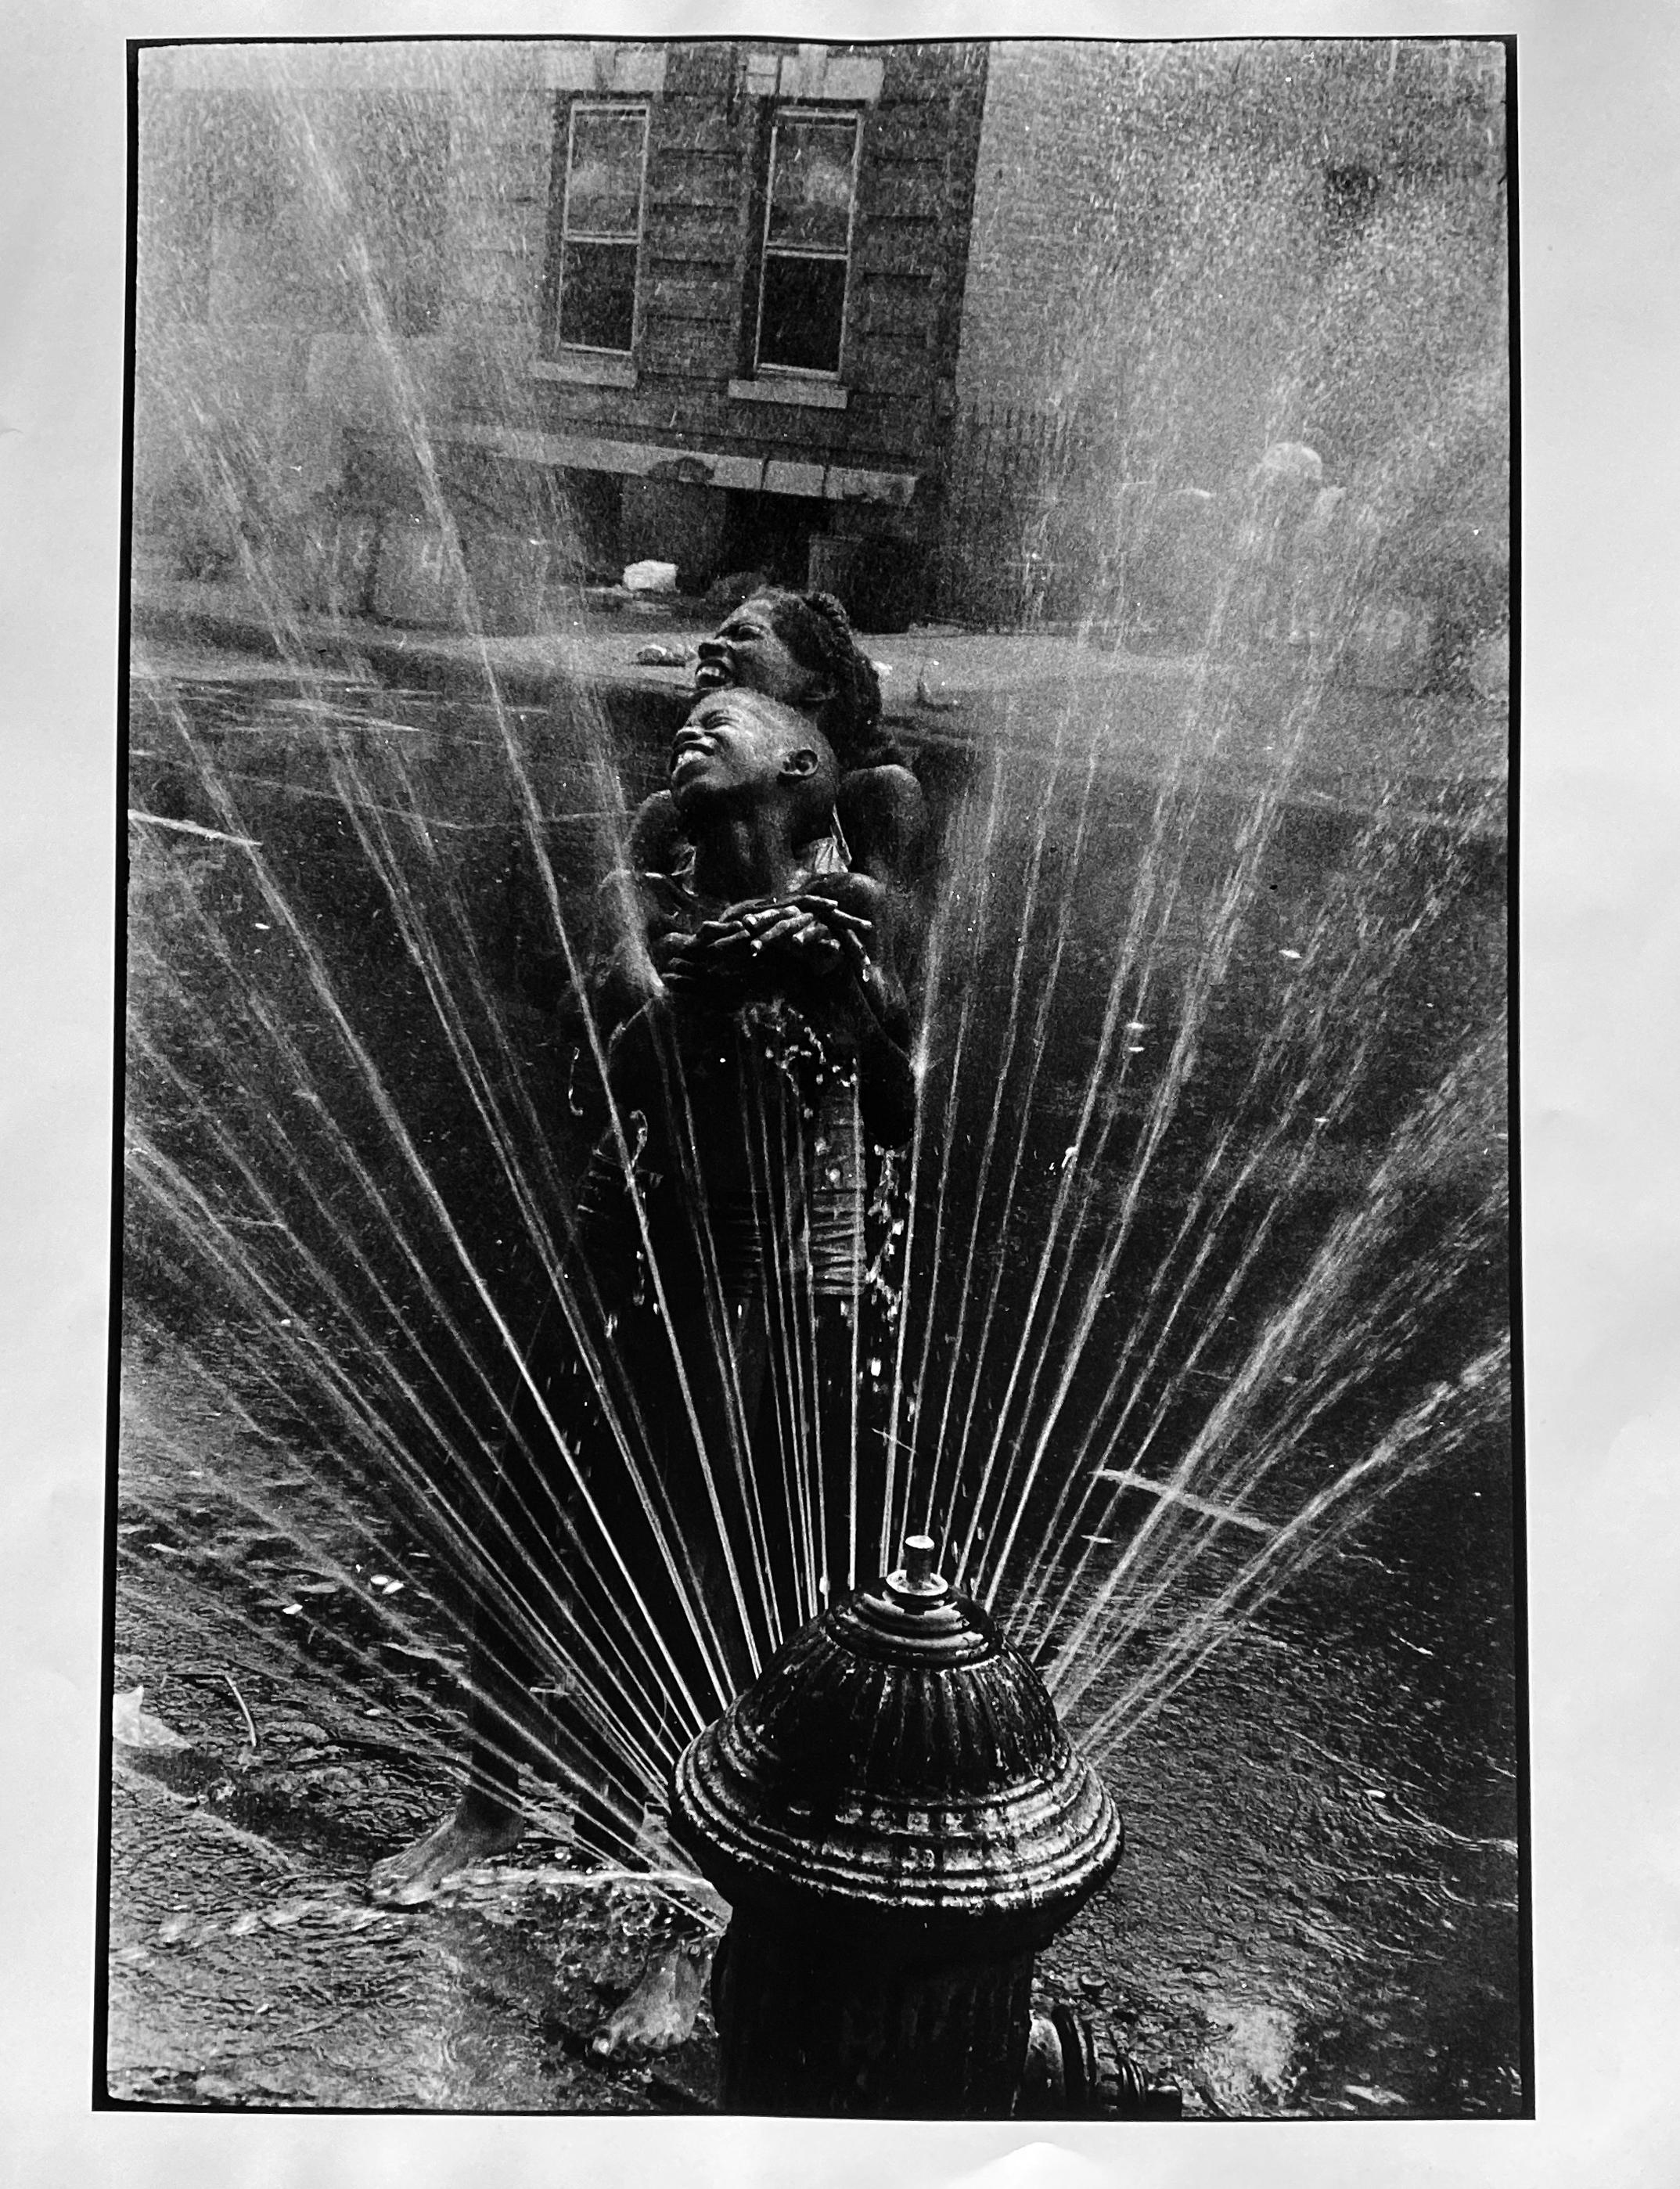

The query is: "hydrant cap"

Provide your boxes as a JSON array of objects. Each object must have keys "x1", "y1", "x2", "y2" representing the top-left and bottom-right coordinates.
[{"x1": 671, "y1": 1537, "x2": 1122, "y2": 1953}]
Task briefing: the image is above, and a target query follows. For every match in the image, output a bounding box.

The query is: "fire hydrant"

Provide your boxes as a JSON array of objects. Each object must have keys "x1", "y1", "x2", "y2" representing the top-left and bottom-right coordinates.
[{"x1": 671, "y1": 1536, "x2": 1123, "y2": 2116}]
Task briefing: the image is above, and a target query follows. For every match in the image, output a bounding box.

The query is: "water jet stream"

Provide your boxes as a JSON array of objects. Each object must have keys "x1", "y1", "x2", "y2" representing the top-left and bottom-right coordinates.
[
  {"x1": 130, "y1": 711, "x2": 730, "y2": 1735},
  {"x1": 124, "y1": 74, "x2": 1511, "y2": 2017},
  {"x1": 1009, "y1": 801, "x2": 1498, "y2": 1648},
  {"x1": 124, "y1": 1142, "x2": 680, "y2": 1791}
]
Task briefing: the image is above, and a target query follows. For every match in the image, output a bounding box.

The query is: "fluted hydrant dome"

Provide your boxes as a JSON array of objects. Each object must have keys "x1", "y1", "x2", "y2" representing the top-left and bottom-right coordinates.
[{"x1": 671, "y1": 1536, "x2": 1123, "y2": 1957}]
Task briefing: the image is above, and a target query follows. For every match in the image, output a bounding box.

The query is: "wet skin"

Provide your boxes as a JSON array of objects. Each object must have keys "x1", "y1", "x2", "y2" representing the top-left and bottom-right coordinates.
[
  {"x1": 367, "y1": 1791, "x2": 525, "y2": 1906},
  {"x1": 692, "y1": 601, "x2": 828, "y2": 709},
  {"x1": 617, "y1": 691, "x2": 916, "y2": 1140},
  {"x1": 628, "y1": 599, "x2": 930, "y2": 916},
  {"x1": 610, "y1": 690, "x2": 904, "y2": 1014},
  {"x1": 604, "y1": 691, "x2": 847, "y2": 1018},
  {"x1": 667, "y1": 689, "x2": 826, "y2": 831},
  {"x1": 369, "y1": 699, "x2": 911, "y2": 1906}
]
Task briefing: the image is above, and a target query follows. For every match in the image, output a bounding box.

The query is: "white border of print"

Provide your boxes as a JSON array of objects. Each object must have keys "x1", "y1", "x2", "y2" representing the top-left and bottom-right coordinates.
[{"x1": 4, "y1": 3, "x2": 1676, "y2": 2186}]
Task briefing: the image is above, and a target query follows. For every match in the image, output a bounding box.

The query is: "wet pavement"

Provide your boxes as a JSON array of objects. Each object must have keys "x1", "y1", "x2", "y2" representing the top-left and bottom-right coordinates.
[
  {"x1": 110, "y1": 1351, "x2": 728, "y2": 2115},
  {"x1": 129, "y1": 571, "x2": 1508, "y2": 809},
  {"x1": 111, "y1": 631, "x2": 1516, "y2": 2119},
  {"x1": 109, "y1": 1338, "x2": 1517, "y2": 2117}
]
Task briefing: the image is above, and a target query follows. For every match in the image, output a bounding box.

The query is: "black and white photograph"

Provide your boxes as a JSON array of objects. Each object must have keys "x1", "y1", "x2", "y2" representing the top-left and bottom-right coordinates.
[{"x1": 101, "y1": 32, "x2": 1522, "y2": 2123}]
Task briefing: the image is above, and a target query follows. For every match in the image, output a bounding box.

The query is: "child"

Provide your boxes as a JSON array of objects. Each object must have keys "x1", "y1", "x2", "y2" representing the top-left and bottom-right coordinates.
[
  {"x1": 629, "y1": 588, "x2": 929, "y2": 967},
  {"x1": 370, "y1": 693, "x2": 914, "y2": 1903}
]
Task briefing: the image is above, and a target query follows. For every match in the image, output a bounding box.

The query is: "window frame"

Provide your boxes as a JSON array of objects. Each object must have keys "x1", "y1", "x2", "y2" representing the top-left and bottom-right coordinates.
[
  {"x1": 752, "y1": 106, "x2": 862, "y2": 383},
  {"x1": 551, "y1": 97, "x2": 652, "y2": 361}
]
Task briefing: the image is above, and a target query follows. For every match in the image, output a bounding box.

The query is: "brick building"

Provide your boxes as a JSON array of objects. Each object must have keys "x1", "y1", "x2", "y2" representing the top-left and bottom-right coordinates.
[
  {"x1": 136, "y1": 38, "x2": 988, "y2": 628},
  {"x1": 943, "y1": 39, "x2": 1507, "y2": 625},
  {"x1": 135, "y1": 38, "x2": 1506, "y2": 634},
  {"x1": 959, "y1": 41, "x2": 1505, "y2": 427}
]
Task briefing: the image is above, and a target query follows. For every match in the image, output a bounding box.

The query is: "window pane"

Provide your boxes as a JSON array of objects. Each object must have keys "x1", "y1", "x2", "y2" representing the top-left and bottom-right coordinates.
[
  {"x1": 758, "y1": 253, "x2": 847, "y2": 374},
  {"x1": 767, "y1": 120, "x2": 856, "y2": 254},
  {"x1": 559, "y1": 239, "x2": 638, "y2": 351},
  {"x1": 567, "y1": 110, "x2": 645, "y2": 238}
]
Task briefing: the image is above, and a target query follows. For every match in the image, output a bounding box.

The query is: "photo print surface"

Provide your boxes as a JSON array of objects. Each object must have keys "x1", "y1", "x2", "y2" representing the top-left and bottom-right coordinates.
[{"x1": 110, "y1": 34, "x2": 1516, "y2": 2119}]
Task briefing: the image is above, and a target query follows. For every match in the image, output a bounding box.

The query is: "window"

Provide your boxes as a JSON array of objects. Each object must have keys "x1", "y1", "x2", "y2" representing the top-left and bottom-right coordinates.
[
  {"x1": 755, "y1": 112, "x2": 860, "y2": 378},
  {"x1": 555, "y1": 103, "x2": 649, "y2": 354}
]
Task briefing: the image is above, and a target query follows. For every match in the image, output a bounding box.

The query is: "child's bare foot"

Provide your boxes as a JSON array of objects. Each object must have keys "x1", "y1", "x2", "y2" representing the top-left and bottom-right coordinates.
[
  {"x1": 591, "y1": 1938, "x2": 711, "y2": 2060},
  {"x1": 368, "y1": 1797, "x2": 524, "y2": 1906}
]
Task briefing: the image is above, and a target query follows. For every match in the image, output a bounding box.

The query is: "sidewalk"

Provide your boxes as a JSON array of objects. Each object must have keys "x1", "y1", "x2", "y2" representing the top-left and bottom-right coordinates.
[{"x1": 130, "y1": 571, "x2": 1509, "y2": 830}]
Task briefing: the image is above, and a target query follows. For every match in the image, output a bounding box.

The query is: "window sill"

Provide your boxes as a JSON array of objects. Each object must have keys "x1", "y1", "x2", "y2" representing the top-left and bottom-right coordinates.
[
  {"x1": 728, "y1": 376, "x2": 849, "y2": 412},
  {"x1": 531, "y1": 355, "x2": 639, "y2": 391}
]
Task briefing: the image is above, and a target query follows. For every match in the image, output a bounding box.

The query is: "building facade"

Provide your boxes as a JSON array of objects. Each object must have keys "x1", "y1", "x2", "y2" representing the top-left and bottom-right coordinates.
[
  {"x1": 135, "y1": 38, "x2": 1506, "y2": 640},
  {"x1": 137, "y1": 38, "x2": 989, "y2": 625}
]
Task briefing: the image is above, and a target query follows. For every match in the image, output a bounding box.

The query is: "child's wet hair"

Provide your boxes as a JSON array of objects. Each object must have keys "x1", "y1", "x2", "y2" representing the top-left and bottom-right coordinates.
[{"x1": 746, "y1": 588, "x2": 887, "y2": 768}]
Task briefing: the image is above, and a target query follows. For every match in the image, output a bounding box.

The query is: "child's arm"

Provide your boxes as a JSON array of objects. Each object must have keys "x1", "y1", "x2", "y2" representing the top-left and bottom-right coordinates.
[
  {"x1": 787, "y1": 875, "x2": 915, "y2": 1144},
  {"x1": 836, "y1": 765, "x2": 928, "y2": 897},
  {"x1": 795, "y1": 873, "x2": 909, "y2": 1043},
  {"x1": 586, "y1": 867, "x2": 682, "y2": 1039}
]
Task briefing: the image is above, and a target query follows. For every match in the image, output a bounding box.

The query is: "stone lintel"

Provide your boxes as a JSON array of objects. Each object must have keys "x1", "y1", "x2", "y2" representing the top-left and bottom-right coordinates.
[
  {"x1": 439, "y1": 423, "x2": 917, "y2": 509},
  {"x1": 728, "y1": 376, "x2": 850, "y2": 412},
  {"x1": 536, "y1": 42, "x2": 667, "y2": 95},
  {"x1": 765, "y1": 459, "x2": 828, "y2": 499},
  {"x1": 529, "y1": 355, "x2": 639, "y2": 391},
  {"x1": 824, "y1": 56, "x2": 886, "y2": 103},
  {"x1": 826, "y1": 465, "x2": 918, "y2": 509},
  {"x1": 739, "y1": 46, "x2": 883, "y2": 104}
]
